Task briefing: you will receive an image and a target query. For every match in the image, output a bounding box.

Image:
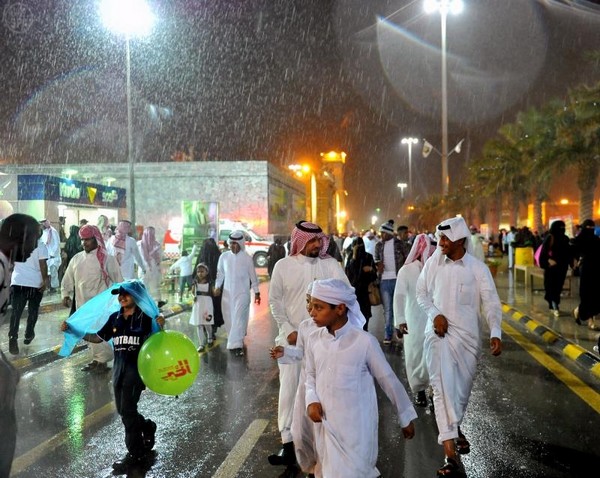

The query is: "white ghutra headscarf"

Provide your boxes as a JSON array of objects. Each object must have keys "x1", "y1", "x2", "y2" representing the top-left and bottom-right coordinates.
[
  {"x1": 310, "y1": 279, "x2": 366, "y2": 329},
  {"x1": 435, "y1": 216, "x2": 473, "y2": 254}
]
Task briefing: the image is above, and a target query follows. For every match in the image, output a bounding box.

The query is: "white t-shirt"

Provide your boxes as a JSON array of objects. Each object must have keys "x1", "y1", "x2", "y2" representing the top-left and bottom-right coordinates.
[
  {"x1": 11, "y1": 244, "x2": 49, "y2": 288},
  {"x1": 382, "y1": 239, "x2": 396, "y2": 280}
]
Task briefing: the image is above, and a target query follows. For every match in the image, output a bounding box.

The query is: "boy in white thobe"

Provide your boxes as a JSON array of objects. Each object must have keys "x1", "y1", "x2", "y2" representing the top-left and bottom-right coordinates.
[
  {"x1": 214, "y1": 231, "x2": 260, "y2": 356},
  {"x1": 270, "y1": 282, "x2": 319, "y2": 475},
  {"x1": 305, "y1": 279, "x2": 417, "y2": 478}
]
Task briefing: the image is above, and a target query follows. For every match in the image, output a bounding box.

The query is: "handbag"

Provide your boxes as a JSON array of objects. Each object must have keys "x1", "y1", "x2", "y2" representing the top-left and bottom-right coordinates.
[{"x1": 368, "y1": 281, "x2": 381, "y2": 306}]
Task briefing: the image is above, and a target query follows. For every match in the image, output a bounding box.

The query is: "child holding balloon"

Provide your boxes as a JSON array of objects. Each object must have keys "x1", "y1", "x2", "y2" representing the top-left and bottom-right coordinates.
[
  {"x1": 60, "y1": 280, "x2": 165, "y2": 474},
  {"x1": 189, "y1": 263, "x2": 215, "y2": 352}
]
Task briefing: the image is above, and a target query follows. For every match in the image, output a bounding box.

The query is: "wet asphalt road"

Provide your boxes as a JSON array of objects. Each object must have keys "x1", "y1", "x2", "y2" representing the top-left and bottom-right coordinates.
[{"x1": 9, "y1": 279, "x2": 600, "y2": 478}]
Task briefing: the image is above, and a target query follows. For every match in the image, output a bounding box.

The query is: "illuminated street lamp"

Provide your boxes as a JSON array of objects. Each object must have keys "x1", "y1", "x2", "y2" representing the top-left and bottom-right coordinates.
[
  {"x1": 397, "y1": 182, "x2": 408, "y2": 199},
  {"x1": 100, "y1": 0, "x2": 155, "y2": 230},
  {"x1": 424, "y1": 0, "x2": 463, "y2": 196},
  {"x1": 401, "y1": 137, "x2": 418, "y2": 198}
]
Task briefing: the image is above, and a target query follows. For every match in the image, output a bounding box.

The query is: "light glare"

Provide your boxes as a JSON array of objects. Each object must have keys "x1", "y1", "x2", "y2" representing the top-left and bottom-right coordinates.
[{"x1": 100, "y1": 0, "x2": 156, "y2": 37}]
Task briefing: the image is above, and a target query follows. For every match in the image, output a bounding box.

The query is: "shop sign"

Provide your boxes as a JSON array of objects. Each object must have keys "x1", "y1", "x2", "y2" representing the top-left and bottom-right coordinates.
[{"x1": 17, "y1": 175, "x2": 126, "y2": 208}]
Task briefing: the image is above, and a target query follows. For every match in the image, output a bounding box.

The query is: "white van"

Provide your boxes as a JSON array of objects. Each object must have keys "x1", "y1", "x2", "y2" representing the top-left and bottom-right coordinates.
[{"x1": 218, "y1": 220, "x2": 273, "y2": 267}]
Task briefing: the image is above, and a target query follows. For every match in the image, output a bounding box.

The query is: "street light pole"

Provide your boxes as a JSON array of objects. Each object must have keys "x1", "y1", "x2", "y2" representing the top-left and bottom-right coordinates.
[
  {"x1": 401, "y1": 137, "x2": 418, "y2": 199},
  {"x1": 424, "y1": 0, "x2": 463, "y2": 196},
  {"x1": 125, "y1": 36, "x2": 136, "y2": 228},
  {"x1": 440, "y1": 8, "x2": 449, "y2": 196},
  {"x1": 100, "y1": 0, "x2": 155, "y2": 232}
]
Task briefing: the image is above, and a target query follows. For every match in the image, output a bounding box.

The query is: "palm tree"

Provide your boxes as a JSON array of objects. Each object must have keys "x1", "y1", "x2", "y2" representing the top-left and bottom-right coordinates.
[
  {"x1": 554, "y1": 81, "x2": 600, "y2": 221},
  {"x1": 511, "y1": 105, "x2": 562, "y2": 233}
]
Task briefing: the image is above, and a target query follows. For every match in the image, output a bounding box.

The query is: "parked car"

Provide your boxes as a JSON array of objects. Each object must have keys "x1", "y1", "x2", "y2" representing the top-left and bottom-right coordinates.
[{"x1": 218, "y1": 226, "x2": 272, "y2": 268}]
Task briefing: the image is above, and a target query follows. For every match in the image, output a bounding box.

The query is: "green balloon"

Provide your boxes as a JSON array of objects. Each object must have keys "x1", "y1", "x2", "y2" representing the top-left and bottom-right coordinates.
[{"x1": 137, "y1": 330, "x2": 200, "y2": 396}]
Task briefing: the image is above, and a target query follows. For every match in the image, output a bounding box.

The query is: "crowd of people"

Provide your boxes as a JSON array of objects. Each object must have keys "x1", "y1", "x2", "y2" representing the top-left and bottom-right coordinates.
[{"x1": 3, "y1": 211, "x2": 599, "y2": 477}]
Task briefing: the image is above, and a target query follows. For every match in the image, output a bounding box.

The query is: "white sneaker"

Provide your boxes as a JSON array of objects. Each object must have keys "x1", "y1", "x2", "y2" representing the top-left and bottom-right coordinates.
[
  {"x1": 552, "y1": 309, "x2": 560, "y2": 317},
  {"x1": 593, "y1": 345, "x2": 599, "y2": 354}
]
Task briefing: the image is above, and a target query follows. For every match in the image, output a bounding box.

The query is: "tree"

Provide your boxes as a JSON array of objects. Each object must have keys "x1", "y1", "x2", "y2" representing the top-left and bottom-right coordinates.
[{"x1": 555, "y1": 81, "x2": 600, "y2": 222}]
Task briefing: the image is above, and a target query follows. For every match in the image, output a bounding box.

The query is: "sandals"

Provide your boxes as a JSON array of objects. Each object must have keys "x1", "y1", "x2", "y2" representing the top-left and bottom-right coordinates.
[
  {"x1": 437, "y1": 457, "x2": 459, "y2": 477},
  {"x1": 456, "y1": 437, "x2": 470, "y2": 455},
  {"x1": 456, "y1": 428, "x2": 471, "y2": 455}
]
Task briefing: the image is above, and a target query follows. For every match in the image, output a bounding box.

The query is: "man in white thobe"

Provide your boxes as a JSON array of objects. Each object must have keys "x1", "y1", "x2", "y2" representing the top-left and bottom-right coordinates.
[
  {"x1": 40, "y1": 219, "x2": 61, "y2": 291},
  {"x1": 415, "y1": 216, "x2": 502, "y2": 476},
  {"x1": 107, "y1": 220, "x2": 145, "y2": 280},
  {"x1": 214, "y1": 231, "x2": 260, "y2": 356},
  {"x1": 469, "y1": 225, "x2": 486, "y2": 262},
  {"x1": 268, "y1": 221, "x2": 349, "y2": 470},
  {"x1": 61, "y1": 225, "x2": 123, "y2": 373},
  {"x1": 305, "y1": 279, "x2": 417, "y2": 478},
  {"x1": 393, "y1": 233, "x2": 434, "y2": 408}
]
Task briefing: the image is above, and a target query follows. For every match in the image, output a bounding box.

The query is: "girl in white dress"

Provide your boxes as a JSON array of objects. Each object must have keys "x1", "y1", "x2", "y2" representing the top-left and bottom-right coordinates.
[{"x1": 189, "y1": 263, "x2": 214, "y2": 352}]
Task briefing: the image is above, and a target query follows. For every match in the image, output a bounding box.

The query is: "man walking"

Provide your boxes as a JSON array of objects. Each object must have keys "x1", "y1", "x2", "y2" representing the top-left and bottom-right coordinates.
[
  {"x1": 268, "y1": 220, "x2": 348, "y2": 473},
  {"x1": 416, "y1": 216, "x2": 502, "y2": 477},
  {"x1": 374, "y1": 219, "x2": 409, "y2": 344},
  {"x1": 107, "y1": 220, "x2": 145, "y2": 280},
  {"x1": 8, "y1": 234, "x2": 48, "y2": 355},
  {"x1": 40, "y1": 219, "x2": 61, "y2": 292},
  {"x1": 61, "y1": 225, "x2": 122, "y2": 373},
  {"x1": 0, "y1": 213, "x2": 41, "y2": 478},
  {"x1": 214, "y1": 231, "x2": 260, "y2": 356}
]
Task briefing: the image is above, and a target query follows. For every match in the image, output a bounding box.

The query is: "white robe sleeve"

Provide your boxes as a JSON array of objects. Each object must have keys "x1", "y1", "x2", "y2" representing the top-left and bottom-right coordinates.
[
  {"x1": 393, "y1": 267, "x2": 409, "y2": 326},
  {"x1": 365, "y1": 335, "x2": 417, "y2": 428}
]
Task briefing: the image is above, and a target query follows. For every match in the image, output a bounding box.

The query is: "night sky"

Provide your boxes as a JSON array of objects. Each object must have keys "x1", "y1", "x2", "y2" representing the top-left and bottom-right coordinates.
[{"x1": 1, "y1": 0, "x2": 599, "y2": 228}]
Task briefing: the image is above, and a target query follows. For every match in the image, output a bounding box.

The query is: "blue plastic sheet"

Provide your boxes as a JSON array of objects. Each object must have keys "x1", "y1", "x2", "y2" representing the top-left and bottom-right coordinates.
[{"x1": 59, "y1": 280, "x2": 161, "y2": 357}]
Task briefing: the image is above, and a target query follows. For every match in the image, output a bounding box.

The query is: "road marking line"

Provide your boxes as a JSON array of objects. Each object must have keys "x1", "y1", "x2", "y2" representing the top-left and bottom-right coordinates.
[
  {"x1": 212, "y1": 419, "x2": 269, "y2": 478},
  {"x1": 10, "y1": 402, "x2": 116, "y2": 476},
  {"x1": 502, "y1": 321, "x2": 600, "y2": 414}
]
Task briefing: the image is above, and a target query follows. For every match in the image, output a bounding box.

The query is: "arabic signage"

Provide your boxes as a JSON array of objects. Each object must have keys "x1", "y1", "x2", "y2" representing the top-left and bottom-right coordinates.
[{"x1": 17, "y1": 175, "x2": 126, "y2": 208}]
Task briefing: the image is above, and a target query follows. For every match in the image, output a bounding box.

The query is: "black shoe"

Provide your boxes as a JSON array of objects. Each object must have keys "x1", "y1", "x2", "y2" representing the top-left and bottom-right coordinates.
[
  {"x1": 92, "y1": 362, "x2": 111, "y2": 374},
  {"x1": 157, "y1": 300, "x2": 168, "y2": 308},
  {"x1": 24, "y1": 333, "x2": 35, "y2": 345},
  {"x1": 235, "y1": 348, "x2": 244, "y2": 357},
  {"x1": 8, "y1": 339, "x2": 19, "y2": 355},
  {"x1": 143, "y1": 420, "x2": 157, "y2": 451},
  {"x1": 112, "y1": 453, "x2": 145, "y2": 474},
  {"x1": 81, "y1": 360, "x2": 99, "y2": 372},
  {"x1": 415, "y1": 390, "x2": 428, "y2": 407},
  {"x1": 268, "y1": 442, "x2": 296, "y2": 466},
  {"x1": 278, "y1": 464, "x2": 301, "y2": 477}
]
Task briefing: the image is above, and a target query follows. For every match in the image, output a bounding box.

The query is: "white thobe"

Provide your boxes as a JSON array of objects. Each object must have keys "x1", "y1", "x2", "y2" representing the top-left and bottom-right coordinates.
[
  {"x1": 107, "y1": 236, "x2": 145, "y2": 280},
  {"x1": 506, "y1": 231, "x2": 516, "y2": 268},
  {"x1": 305, "y1": 322, "x2": 417, "y2": 478},
  {"x1": 470, "y1": 234, "x2": 486, "y2": 262},
  {"x1": 61, "y1": 249, "x2": 123, "y2": 363},
  {"x1": 42, "y1": 227, "x2": 61, "y2": 288},
  {"x1": 137, "y1": 241, "x2": 162, "y2": 300},
  {"x1": 215, "y1": 250, "x2": 259, "y2": 349},
  {"x1": 278, "y1": 318, "x2": 319, "y2": 474},
  {"x1": 393, "y1": 261, "x2": 429, "y2": 393},
  {"x1": 269, "y1": 254, "x2": 348, "y2": 442},
  {"x1": 415, "y1": 249, "x2": 502, "y2": 444}
]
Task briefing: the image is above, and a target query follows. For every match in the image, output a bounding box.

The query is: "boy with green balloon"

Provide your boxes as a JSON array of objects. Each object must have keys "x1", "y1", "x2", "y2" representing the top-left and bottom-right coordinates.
[{"x1": 61, "y1": 280, "x2": 165, "y2": 474}]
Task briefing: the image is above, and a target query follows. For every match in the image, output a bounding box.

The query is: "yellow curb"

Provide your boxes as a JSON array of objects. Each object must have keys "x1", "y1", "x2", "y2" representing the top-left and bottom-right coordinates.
[
  {"x1": 511, "y1": 311, "x2": 525, "y2": 320},
  {"x1": 526, "y1": 320, "x2": 539, "y2": 332},
  {"x1": 541, "y1": 330, "x2": 559, "y2": 343},
  {"x1": 563, "y1": 343, "x2": 587, "y2": 361}
]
